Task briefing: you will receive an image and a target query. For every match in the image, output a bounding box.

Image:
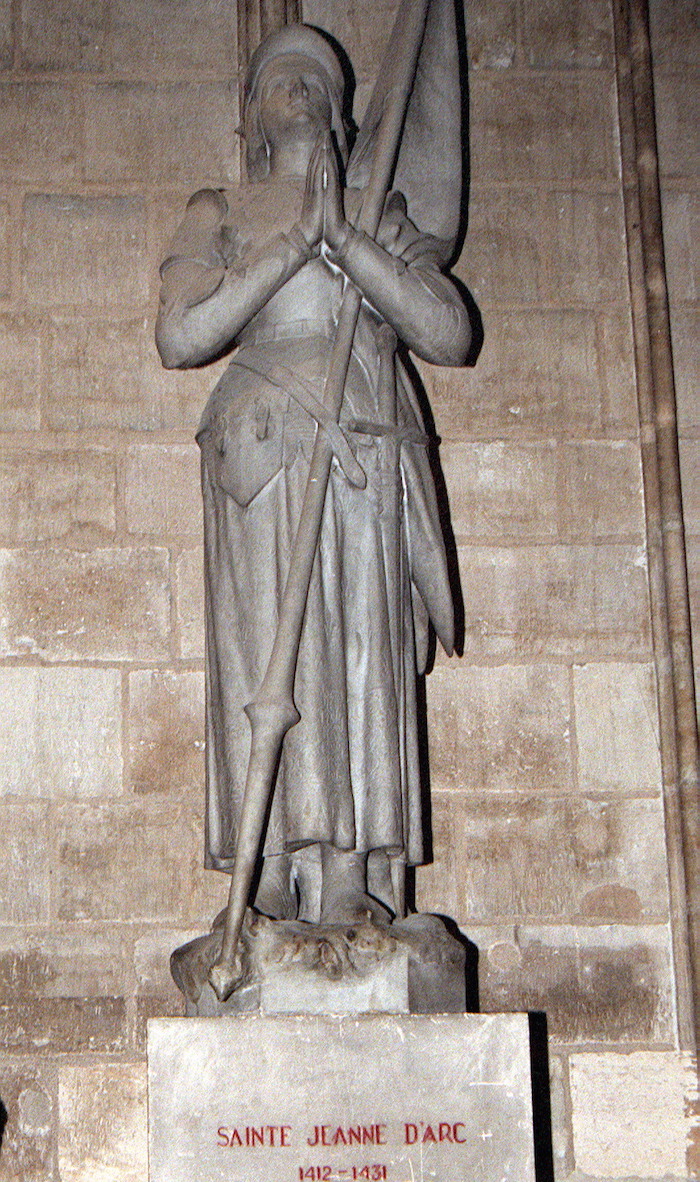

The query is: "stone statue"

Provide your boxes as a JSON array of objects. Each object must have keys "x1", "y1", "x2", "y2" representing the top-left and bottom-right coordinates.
[{"x1": 156, "y1": 6, "x2": 472, "y2": 1005}]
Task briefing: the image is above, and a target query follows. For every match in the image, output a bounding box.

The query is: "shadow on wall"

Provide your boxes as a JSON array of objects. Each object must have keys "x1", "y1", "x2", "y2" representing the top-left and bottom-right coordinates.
[
  {"x1": 529, "y1": 1011, "x2": 555, "y2": 1182},
  {"x1": 447, "y1": 932, "x2": 555, "y2": 1182}
]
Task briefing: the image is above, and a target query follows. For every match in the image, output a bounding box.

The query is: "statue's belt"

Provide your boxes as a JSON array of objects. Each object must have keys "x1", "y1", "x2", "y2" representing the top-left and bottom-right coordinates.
[
  {"x1": 236, "y1": 317, "x2": 336, "y2": 345},
  {"x1": 229, "y1": 359, "x2": 430, "y2": 490}
]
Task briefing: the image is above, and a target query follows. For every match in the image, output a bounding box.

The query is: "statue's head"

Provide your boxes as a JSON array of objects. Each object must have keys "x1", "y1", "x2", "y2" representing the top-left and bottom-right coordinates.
[{"x1": 244, "y1": 24, "x2": 348, "y2": 180}]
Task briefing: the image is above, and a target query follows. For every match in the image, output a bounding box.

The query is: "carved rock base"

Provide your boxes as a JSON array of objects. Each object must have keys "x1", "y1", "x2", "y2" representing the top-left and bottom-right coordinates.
[{"x1": 170, "y1": 910, "x2": 467, "y2": 1016}]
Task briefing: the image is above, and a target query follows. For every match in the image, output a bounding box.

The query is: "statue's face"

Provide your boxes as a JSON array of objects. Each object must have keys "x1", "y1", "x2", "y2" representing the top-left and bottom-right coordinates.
[{"x1": 257, "y1": 55, "x2": 333, "y2": 148}]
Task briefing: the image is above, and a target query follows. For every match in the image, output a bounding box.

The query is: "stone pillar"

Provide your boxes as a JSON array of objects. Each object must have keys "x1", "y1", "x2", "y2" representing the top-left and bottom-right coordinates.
[{"x1": 613, "y1": 0, "x2": 700, "y2": 1052}]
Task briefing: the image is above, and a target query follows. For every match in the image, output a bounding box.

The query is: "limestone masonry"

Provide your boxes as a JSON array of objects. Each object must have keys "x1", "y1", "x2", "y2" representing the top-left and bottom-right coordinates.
[{"x1": 0, "y1": 1, "x2": 697, "y2": 1179}]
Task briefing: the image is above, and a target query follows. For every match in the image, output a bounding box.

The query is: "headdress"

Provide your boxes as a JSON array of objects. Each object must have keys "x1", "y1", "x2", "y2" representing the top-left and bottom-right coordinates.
[{"x1": 244, "y1": 25, "x2": 348, "y2": 179}]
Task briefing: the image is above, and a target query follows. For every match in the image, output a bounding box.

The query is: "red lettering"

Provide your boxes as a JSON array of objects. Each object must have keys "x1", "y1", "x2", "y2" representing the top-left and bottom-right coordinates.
[
  {"x1": 217, "y1": 1125, "x2": 294, "y2": 1148},
  {"x1": 402, "y1": 1119, "x2": 466, "y2": 1147},
  {"x1": 305, "y1": 1121, "x2": 387, "y2": 1148}
]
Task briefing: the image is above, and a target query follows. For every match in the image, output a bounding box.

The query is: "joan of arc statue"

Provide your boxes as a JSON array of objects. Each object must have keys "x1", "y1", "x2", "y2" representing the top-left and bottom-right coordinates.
[{"x1": 156, "y1": 16, "x2": 470, "y2": 940}]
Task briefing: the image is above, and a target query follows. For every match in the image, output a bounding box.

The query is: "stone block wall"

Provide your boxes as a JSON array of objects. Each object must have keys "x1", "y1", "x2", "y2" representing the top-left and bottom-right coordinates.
[
  {"x1": 0, "y1": 0, "x2": 697, "y2": 1179},
  {"x1": 0, "y1": 3, "x2": 237, "y2": 1178}
]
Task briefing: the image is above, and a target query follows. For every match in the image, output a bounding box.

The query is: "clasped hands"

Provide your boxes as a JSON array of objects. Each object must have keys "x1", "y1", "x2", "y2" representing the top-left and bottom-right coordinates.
[
  {"x1": 295, "y1": 132, "x2": 347, "y2": 257},
  {"x1": 295, "y1": 132, "x2": 402, "y2": 261}
]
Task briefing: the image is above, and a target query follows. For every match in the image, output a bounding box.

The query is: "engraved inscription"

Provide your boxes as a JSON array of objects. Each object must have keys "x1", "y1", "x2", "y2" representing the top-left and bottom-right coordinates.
[
  {"x1": 298, "y1": 1168, "x2": 387, "y2": 1180},
  {"x1": 217, "y1": 1125, "x2": 292, "y2": 1148},
  {"x1": 214, "y1": 1118, "x2": 469, "y2": 1151},
  {"x1": 307, "y1": 1125, "x2": 387, "y2": 1147}
]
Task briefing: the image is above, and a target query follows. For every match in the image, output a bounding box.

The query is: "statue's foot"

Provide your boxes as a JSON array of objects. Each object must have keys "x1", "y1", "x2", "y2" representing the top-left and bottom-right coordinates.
[
  {"x1": 254, "y1": 853, "x2": 298, "y2": 921},
  {"x1": 319, "y1": 889, "x2": 393, "y2": 928},
  {"x1": 318, "y1": 846, "x2": 393, "y2": 928}
]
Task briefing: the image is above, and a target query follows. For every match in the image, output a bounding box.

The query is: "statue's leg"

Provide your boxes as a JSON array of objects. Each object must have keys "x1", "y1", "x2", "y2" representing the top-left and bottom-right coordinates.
[
  {"x1": 390, "y1": 853, "x2": 407, "y2": 919},
  {"x1": 253, "y1": 852, "x2": 297, "y2": 920},
  {"x1": 293, "y1": 846, "x2": 322, "y2": 924},
  {"x1": 368, "y1": 849, "x2": 406, "y2": 919},
  {"x1": 319, "y1": 845, "x2": 392, "y2": 926}
]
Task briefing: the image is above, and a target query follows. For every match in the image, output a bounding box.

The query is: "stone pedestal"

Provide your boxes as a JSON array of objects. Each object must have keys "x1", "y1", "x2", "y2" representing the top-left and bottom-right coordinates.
[
  {"x1": 147, "y1": 1012, "x2": 536, "y2": 1181},
  {"x1": 170, "y1": 911, "x2": 469, "y2": 1016}
]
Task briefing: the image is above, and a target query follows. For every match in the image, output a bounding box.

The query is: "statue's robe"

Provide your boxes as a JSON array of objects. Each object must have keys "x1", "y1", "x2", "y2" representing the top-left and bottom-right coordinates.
[{"x1": 159, "y1": 178, "x2": 456, "y2": 870}]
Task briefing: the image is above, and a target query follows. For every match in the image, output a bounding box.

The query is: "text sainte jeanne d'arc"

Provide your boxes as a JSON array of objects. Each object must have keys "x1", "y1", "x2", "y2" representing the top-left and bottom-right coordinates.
[{"x1": 215, "y1": 1121, "x2": 470, "y2": 1149}]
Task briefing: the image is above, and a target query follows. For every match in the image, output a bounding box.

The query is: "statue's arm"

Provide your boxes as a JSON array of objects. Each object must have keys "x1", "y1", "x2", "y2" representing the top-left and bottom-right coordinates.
[
  {"x1": 155, "y1": 183, "x2": 324, "y2": 370},
  {"x1": 330, "y1": 227, "x2": 471, "y2": 366},
  {"x1": 320, "y1": 147, "x2": 470, "y2": 366},
  {"x1": 156, "y1": 225, "x2": 316, "y2": 370}
]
